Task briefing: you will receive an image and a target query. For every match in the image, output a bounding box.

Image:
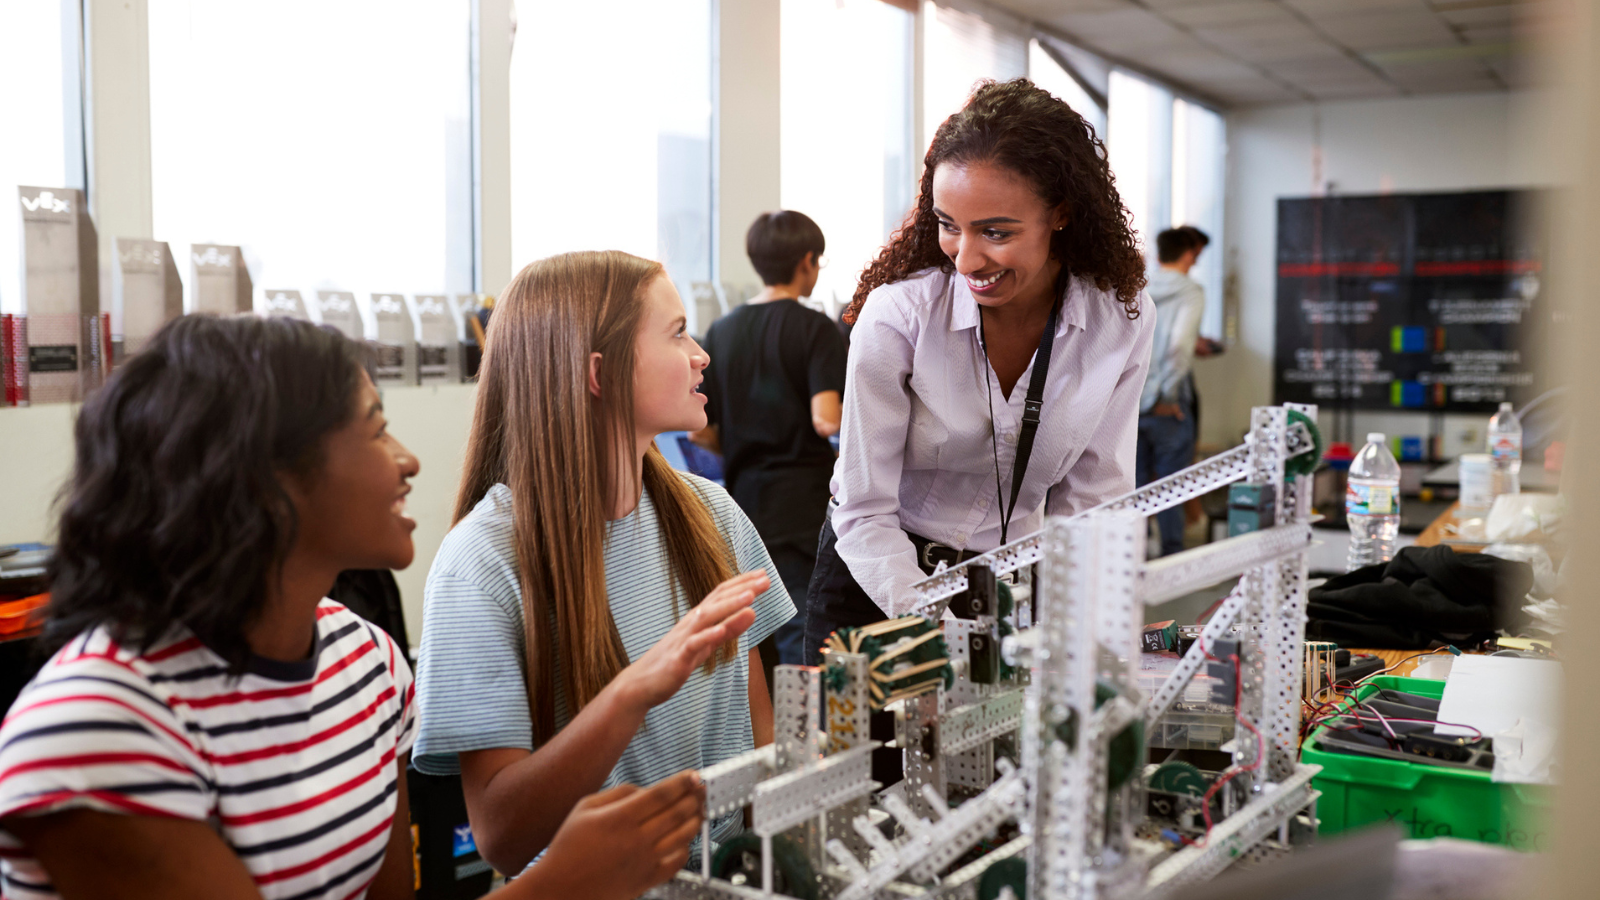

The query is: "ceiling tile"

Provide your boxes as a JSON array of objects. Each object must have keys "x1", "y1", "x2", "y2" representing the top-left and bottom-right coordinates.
[
  {"x1": 1265, "y1": 55, "x2": 1375, "y2": 80},
  {"x1": 1081, "y1": 32, "x2": 1208, "y2": 56},
  {"x1": 1309, "y1": 81, "x2": 1404, "y2": 99},
  {"x1": 1144, "y1": 48, "x2": 1266, "y2": 81},
  {"x1": 1161, "y1": 1, "x2": 1296, "y2": 28},
  {"x1": 1208, "y1": 78, "x2": 1305, "y2": 104},
  {"x1": 1311, "y1": 11, "x2": 1458, "y2": 47},
  {"x1": 1055, "y1": 8, "x2": 1183, "y2": 40},
  {"x1": 1197, "y1": 28, "x2": 1345, "y2": 63},
  {"x1": 1382, "y1": 55, "x2": 1496, "y2": 74},
  {"x1": 1142, "y1": 0, "x2": 1255, "y2": 7},
  {"x1": 1194, "y1": 18, "x2": 1325, "y2": 42},
  {"x1": 1461, "y1": 24, "x2": 1514, "y2": 43},
  {"x1": 1340, "y1": 34, "x2": 1466, "y2": 53},
  {"x1": 1436, "y1": 3, "x2": 1517, "y2": 27},
  {"x1": 994, "y1": 0, "x2": 1134, "y2": 20},
  {"x1": 1391, "y1": 76, "x2": 1504, "y2": 94},
  {"x1": 1285, "y1": 0, "x2": 1431, "y2": 15}
]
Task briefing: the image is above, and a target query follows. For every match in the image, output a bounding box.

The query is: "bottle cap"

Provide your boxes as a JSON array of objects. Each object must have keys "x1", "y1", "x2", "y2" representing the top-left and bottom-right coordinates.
[
  {"x1": 1499, "y1": 401, "x2": 1514, "y2": 412},
  {"x1": 1367, "y1": 432, "x2": 1386, "y2": 444}
]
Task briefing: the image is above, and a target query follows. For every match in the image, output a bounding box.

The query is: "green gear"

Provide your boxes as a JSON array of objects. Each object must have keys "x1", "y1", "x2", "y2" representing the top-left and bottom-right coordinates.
[
  {"x1": 1285, "y1": 408, "x2": 1324, "y2": 477},
  {"x1": 977, "y1": 857, "x2": 1027, "y2": 900},
  {"x1": 830, "y1": 616, "x2": 954, "y2": 710},
  {"x1": 995, "y1": 581, "x2": 1017, "y2": 679},
  {"x1": 997, "y1": 619, "x2": 1016, "y2": 680},
  {"x1": 1047, "y1": 682, "x2": 1145, "y2": 791},
  {"x1": 821, "y1": 658, "x2": 849, "y2": 695},
  {"x1": 996, "y1": 579, "x2": 1015, "y2": 619},
  {"x1": 1147, "y1": 760, "x2": 1211, "y2": 797},
  {"x1": 711, "y1": 833, "x2": 818, "y2": 900}
]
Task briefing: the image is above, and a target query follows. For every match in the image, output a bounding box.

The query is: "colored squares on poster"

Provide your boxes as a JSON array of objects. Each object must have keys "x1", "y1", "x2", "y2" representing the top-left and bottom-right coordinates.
[
  {"x1": 1390, "y1": 326, "x2": 1428, "y2": 353},
  {"x1": 1390, "y1": 380, "x2": 1426, "y2": 408}
]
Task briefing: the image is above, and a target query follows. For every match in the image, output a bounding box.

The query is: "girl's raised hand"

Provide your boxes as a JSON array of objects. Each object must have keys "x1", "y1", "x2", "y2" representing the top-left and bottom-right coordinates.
[{"x1": 616, "y1": 570, "x2": 767, "y2": 711}]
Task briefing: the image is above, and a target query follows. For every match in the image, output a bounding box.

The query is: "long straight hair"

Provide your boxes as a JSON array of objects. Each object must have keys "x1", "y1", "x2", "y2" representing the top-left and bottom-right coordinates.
[{"x1": 454, "y1": 250, "x2": 738, "y2": 743}]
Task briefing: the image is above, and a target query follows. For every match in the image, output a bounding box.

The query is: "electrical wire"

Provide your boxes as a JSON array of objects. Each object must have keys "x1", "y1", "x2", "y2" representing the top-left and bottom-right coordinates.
[
  {"x1": 1198, "y1": 652, "x2": 1264, "y2": 837},
  {"x1": 1354, "y1": 647, "x2": 1458, "y2": 685}
]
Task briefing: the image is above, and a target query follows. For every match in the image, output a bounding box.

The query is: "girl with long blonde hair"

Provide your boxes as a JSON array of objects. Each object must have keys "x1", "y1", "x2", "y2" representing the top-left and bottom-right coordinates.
[{"x1": 412, "y1": 251, "x2": 792, "y2": 874}]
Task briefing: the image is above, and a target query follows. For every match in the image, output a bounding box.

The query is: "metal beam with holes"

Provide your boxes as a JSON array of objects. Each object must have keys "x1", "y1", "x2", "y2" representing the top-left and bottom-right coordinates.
[
  {"x1": 911, "y1": 423, "x2": 1314, "y2": 616},
  {"x1": 939, "y1": 689, "x2": 1025, "y2": 758},
  {"x1": 1141, "y1": 522, "x2": 1312, "y2": 606}
]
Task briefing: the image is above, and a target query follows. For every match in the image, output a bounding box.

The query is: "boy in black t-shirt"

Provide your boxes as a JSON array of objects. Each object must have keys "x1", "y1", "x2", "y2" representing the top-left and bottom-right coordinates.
[{"x1": 691, "y1": 211, "x2": 846, "y2": 668}]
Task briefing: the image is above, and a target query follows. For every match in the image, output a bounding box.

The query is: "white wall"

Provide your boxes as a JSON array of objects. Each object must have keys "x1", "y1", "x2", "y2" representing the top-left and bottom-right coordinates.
[
  {"x1": 1197, "y1": 90, "x2": 1559, "y2": 452},
  {"x1": 716, "y1": 0, "x2": 782, "y2": 289},
  {"x1": 0, "y1": 385, "x2": 475, "y2": 644}
]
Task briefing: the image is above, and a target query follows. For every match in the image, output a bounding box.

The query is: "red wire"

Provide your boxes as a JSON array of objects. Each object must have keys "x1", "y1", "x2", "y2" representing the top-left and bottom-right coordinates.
[{"x1": 1199, "y1": 653, "x2": 1264, "y2": 837}]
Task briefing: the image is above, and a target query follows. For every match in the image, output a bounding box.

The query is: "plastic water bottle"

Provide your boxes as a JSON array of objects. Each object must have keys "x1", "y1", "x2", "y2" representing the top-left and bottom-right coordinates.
[
  {"x1": 1346, "y1": 433, "x2": 1401, "y2": 571},
  {"x1": 1487, "y1": 401, "x2": 1522, "y2": 496}
]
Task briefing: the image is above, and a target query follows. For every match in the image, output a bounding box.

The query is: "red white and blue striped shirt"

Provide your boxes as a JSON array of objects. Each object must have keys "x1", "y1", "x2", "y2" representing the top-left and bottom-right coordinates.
[{"x1": 0, "y1": 600, "x2": 416, "y2": 900}]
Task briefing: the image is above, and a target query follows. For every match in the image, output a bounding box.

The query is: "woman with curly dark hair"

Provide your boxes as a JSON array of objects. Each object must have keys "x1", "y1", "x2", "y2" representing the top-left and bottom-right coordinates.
[{"x1": 805, "y1": 78, "x2": 1156, "y2": 664}]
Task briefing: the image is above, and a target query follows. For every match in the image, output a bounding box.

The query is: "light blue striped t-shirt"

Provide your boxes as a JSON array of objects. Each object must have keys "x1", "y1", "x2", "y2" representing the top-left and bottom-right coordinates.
[{"x1": 412, "y1": 473, "x2": 794, "y2": 846}]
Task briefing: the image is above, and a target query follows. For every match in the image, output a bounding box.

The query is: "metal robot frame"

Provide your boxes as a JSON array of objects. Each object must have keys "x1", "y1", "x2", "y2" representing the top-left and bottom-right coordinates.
[{"x1": 648, "y1": 404, "x2": 1324, "y2": 900}]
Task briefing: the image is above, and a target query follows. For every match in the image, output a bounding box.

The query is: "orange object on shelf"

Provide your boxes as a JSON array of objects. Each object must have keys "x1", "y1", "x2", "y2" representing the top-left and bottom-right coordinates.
[{"x1": 0, "y1": 593, "x2": 48, "y2": 639}]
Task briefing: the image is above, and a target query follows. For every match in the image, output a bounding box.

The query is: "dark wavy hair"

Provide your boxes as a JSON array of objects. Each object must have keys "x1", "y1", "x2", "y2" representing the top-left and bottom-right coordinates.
[
  {"x1": 43, "y1": 315, "x2": 366, "y2": 674},
  {"x1": 848, "y1": 78, "x2": 1145, "y2": 323}
]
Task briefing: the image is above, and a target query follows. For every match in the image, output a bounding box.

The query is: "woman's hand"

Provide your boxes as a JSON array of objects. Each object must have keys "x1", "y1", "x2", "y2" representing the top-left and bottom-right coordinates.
[
  {"x1": 518, "y1": 771, "x2": 705, "y2": 900},
  {"x1": 615, "y1": 570, "x2": 767, "y2": 712}
]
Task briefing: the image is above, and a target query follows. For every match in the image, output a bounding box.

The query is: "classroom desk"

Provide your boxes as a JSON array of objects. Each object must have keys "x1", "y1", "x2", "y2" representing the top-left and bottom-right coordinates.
[
  {"x1": 1345, "y1": 648, "x2": 1443, "y2": 677},
  {"x1": 1422, "y1": 459, "x2": 1559, "y2": 492},
  {"x1": 1414, "y1": 501, "x2": 1481, "y2": 550}
]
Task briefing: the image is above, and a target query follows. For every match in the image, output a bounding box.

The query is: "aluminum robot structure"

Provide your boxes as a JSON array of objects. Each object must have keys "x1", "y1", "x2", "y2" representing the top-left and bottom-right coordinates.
[{"x1": 648, "y1": 404, "x2": 1326, "y2": 900}]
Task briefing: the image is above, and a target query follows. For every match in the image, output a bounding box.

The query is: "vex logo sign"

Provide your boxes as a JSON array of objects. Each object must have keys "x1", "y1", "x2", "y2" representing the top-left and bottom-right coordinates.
[
  {"x1": 20, "y1": 191, "x2": 70, "y2": 214},
  {"x1": 192, "y1": 247, "x2": 235, "y2": 268},
  {"x1": 372, "y1": 294, "x2": 405, "y2": 315}
]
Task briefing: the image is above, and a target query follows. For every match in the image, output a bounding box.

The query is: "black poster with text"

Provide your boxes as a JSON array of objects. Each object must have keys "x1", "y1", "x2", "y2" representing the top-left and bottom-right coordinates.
[{"x1": 1273, "y1": 190, "x2": 1545, "y2": 414}]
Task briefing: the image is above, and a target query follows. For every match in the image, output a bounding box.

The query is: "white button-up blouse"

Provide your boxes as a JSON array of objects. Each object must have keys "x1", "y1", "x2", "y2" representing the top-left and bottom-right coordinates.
[{"x1": 830, "y1": 266, "x2": 1156, "y2": 617}]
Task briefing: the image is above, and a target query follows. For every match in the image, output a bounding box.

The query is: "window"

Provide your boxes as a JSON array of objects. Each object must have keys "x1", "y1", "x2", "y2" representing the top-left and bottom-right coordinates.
[
  {"x1": 1106, "y1": 69, "x2": 1175, "y2": 266},
  {"x1": 923, "y1": 0, "x2": 1026, "y2": 146},
  {"x1": 1172, "y1": 99, "x2": 1226, "y2": 338},
  {"x1": 1107, "y1": 72, "x2": 1227, "y2": 335},
  {"x1": 148, "y1": 0, "x2": 474, "y2": 306},
  {"x1": 0, "y1": 0, "x2": 73, "y2": 314},
  {"x1": 1027, "y1": 38, "x2": 1106, "y2": 141},
  {"x1": 780, "y1": 0, "x2": 914, "y2": 318},
  {"x1": 508, "y1": 0, "x2": 713, "y2": 316}
]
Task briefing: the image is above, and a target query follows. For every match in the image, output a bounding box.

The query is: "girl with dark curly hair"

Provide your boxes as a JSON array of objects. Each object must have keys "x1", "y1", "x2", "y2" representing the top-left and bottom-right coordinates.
[
  {"x1": 0, "y1": 315, "x2": 708, "y2": 900},
  {"x1": 806, "y1": 78, "x2": 1157, "y2": 664}
]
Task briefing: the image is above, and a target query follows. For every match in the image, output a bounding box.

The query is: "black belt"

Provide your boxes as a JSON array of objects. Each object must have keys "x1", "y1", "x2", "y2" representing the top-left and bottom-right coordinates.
[{"x1": 905, "y1": 530, "x2": 980, "y2": 575}]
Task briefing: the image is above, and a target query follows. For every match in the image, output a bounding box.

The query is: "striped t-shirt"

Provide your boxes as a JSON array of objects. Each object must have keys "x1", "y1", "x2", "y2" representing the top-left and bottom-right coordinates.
[
  {"x1": 0, "y1": 601, "x2": 416, "y2": 900},
  {"x1": 413, "y1": 474, "x2": 794, "y2": 848}
]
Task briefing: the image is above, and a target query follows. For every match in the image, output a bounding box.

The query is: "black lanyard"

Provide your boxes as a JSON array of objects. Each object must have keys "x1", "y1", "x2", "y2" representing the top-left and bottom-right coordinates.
[{"x1": 980, "y1": 291, "x2": 1061, "y2": 545}]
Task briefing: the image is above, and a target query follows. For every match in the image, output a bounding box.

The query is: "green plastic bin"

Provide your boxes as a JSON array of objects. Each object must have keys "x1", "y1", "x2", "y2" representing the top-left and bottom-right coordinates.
[{"x1": 1302, "y1": 675, "x2": 1551, "y2": 850}]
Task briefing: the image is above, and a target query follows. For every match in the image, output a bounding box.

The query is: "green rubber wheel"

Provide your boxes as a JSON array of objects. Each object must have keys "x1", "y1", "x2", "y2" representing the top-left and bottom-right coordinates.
[
  {"x1": 1050, "y1": 682, "x2": 1145, "y2": 792},
  {"x1": 710, "y1": 833, "x2": 818, "y2": 900},
  {"x1": 977, "y1": 857, "x2": 1027, "y2": 900},
  {"x1": 1285, "y1": 408, "x2": 1324, "y2": 477},
  {"x1": 1147, "y1": 760, "x2": 1212, "y2": 797}
]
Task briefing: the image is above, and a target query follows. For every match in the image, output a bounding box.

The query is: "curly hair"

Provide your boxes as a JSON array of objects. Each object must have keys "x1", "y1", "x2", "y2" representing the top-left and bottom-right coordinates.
[
  {"x1": 43, "y1": 315, "x2": 366, "y2": 674},
  {"x1": 848, "y1": 78, "x2": 1145, "y2": 323}
]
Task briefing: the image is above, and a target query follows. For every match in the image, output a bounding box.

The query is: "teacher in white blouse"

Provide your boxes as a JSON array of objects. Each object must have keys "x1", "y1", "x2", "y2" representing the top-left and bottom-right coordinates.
[{"x1": 805, "y1": 78, "x2": 1157, "y2": 663}]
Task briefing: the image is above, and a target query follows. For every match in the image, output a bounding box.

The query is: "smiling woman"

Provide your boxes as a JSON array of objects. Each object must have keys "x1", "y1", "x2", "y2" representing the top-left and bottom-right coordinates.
[{"x1": 805, "y1": 78, "x2": 1156, "y2": 675}]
